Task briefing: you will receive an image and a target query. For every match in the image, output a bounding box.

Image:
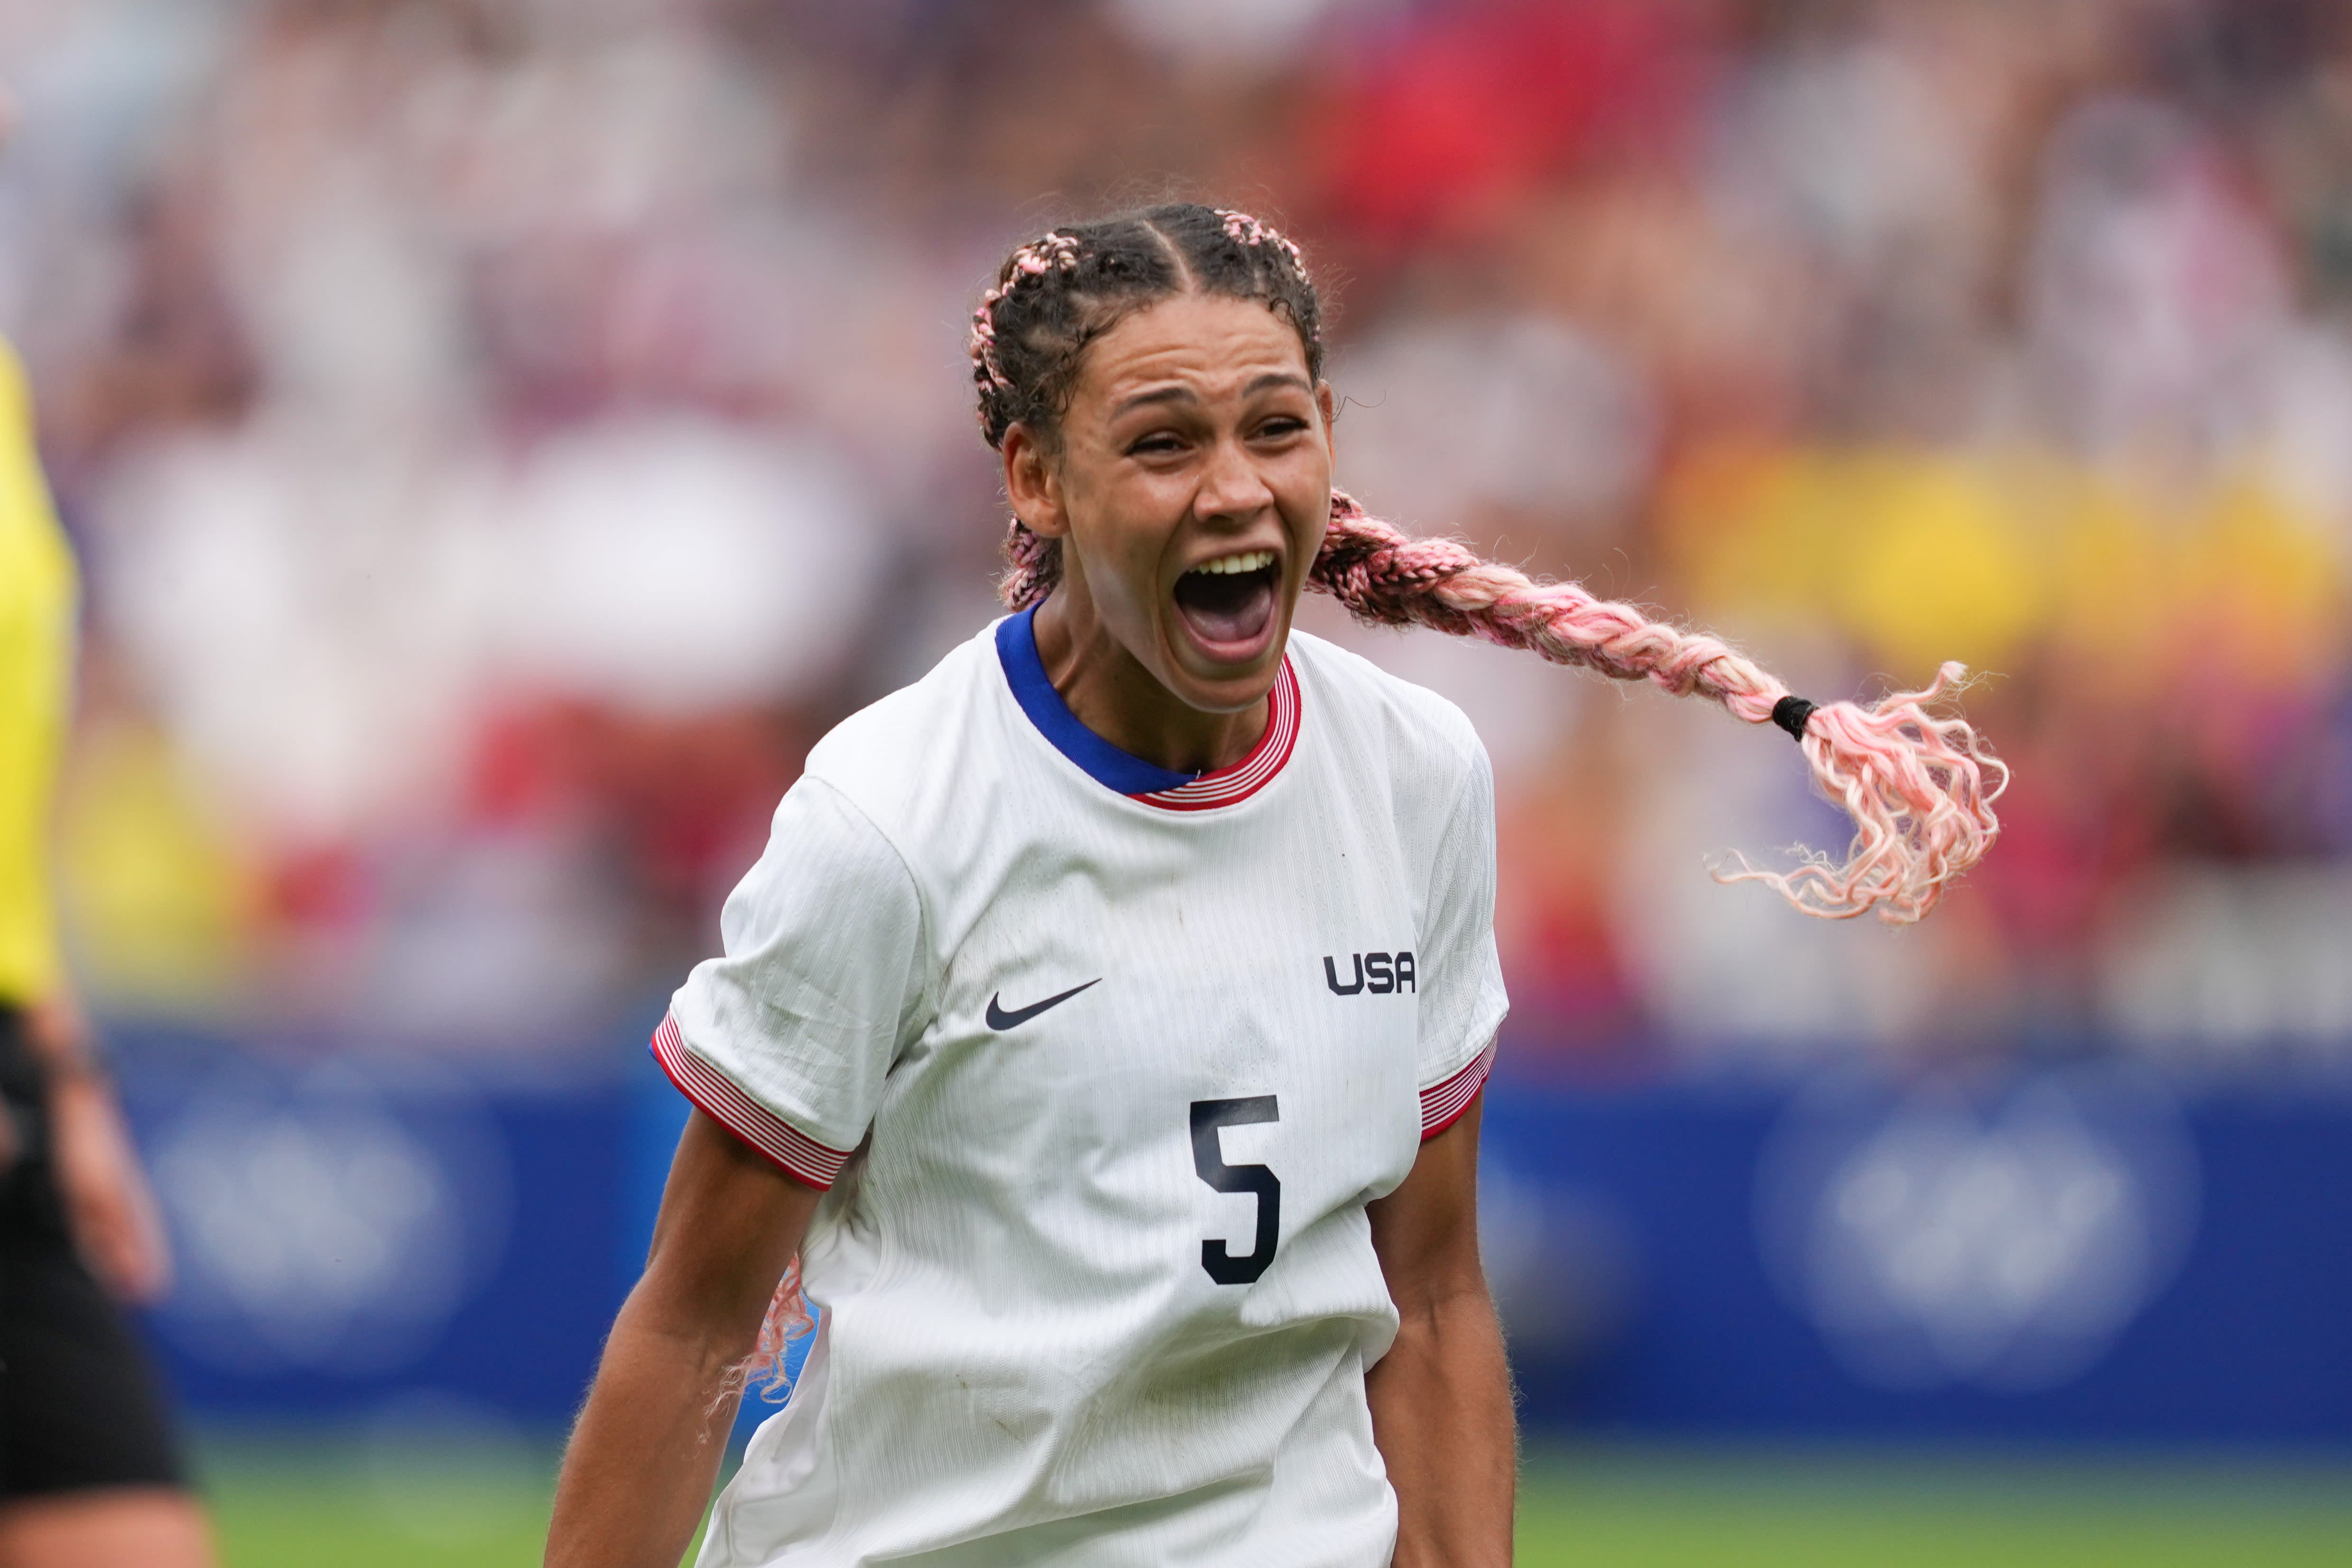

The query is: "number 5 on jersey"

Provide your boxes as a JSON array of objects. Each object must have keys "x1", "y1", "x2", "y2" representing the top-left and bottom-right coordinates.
[{"x1": 1191, "y1": 1097, "x2": 1281, "y2": 1285}]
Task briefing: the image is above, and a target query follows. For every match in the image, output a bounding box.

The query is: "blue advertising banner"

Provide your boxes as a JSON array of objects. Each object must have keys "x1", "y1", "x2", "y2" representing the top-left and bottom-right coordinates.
[
  {"x1": 1484, "y1": 1069, "x2": 2352, "y2": 1442},
  {"x1": 112, "y1": 1025, "x2": 2352, "y2": 1444}
]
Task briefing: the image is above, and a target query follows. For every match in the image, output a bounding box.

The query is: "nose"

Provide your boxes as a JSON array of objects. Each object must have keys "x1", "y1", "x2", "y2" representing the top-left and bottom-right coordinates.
[{"x1": 1194, "y1": 433, "x2": 1276, "y2": 524}]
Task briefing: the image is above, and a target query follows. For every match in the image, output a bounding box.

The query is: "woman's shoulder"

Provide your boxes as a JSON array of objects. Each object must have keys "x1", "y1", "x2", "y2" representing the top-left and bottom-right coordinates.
[
  {"x1": 806, "y1": 621, "x2": 1001, "y2": 774},
  {"x1": 1286, "y1": 629, "x2": 1488, "y2": 782},
  {"x1": 793, "y1": 620, "x2": 1038, "y2": 863}
]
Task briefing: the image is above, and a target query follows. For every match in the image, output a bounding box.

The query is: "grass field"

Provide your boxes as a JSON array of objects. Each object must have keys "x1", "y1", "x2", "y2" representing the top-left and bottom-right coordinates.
[{"x1": 196, "y1": 1432, "x2": 2352, "y2": 1567}]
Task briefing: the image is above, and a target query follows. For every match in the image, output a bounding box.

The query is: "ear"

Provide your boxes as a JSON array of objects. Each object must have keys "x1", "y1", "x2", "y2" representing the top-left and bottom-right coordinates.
[
  {"x1": 1001, "y1": 423, "x2": 1069, "y2": 539},
  {"x1": 1316, "y1": 381, "x2": 1337, "y2": 464}
]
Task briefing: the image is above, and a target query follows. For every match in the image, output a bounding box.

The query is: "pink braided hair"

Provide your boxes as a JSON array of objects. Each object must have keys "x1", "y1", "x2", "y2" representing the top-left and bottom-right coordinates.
[
  {"x1": 1216, "y1": 209, "x2": 1309, "y2": 297},
  {"x1": 978, "y1": 209, "x2": 2003, "y2": 926},
  {"x1": 712, "y1": 1256, "x2": 815, "y2": 1415},
  {"x1": 1307, "y1": 493, "x2": 2005, "y2": 924},
  {"x1": 979, "y1": 227, "x2": 1084, "y2": 608},
  {"x1": 969, "y1": 231, "x2": 1081, "y2": 424},
  {"x1": 997, "y1": 492, "x2": 2004, "y2": 925}
]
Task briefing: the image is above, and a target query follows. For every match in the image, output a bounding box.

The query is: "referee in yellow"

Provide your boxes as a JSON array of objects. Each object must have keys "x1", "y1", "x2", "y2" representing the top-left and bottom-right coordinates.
[{"x1": 0, "y1": 310, "x2": 214, "y2": 1559}]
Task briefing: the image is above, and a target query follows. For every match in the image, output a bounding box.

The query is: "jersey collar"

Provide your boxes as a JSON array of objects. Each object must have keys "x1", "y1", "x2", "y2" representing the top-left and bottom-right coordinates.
[{"x1": 995, "y1": 607, "x2": 1300, "y2": 812}]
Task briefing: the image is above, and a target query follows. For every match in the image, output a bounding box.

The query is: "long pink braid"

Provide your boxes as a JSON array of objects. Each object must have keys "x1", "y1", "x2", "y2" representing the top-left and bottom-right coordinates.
[
  {"x1": 1306, "y1": 493, "x2": 2005, "y2": 925},
  {"x1": 999, "y1": 492, "x2": 2003, "y2": 924}
]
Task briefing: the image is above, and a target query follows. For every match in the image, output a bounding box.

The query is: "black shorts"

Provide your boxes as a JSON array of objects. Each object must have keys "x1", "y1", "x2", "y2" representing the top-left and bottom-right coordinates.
[{"x1": 0, "y1": 1006, "x2": 187, "y2": 1501}]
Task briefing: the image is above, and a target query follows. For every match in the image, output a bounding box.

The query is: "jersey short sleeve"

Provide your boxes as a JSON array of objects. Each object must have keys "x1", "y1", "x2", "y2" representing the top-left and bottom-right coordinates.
[
  {"x1": 656, "y1": 774, "x2": 930, "y2": 1188},
  {"x1": 1414, "y1": 740, "x2": 1508, "y2": 1140}
]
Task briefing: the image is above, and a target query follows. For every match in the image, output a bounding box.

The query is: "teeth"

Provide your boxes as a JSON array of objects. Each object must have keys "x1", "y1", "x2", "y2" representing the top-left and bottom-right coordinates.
[{"x1": 1189, "y1": 550, "x2": 1276, "y2": 576}]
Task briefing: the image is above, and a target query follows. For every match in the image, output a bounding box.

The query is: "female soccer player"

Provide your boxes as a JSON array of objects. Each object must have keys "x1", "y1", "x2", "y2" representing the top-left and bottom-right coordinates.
[{"x1": 545, "y1": 204, "x2": 1998, "y2": 1568}]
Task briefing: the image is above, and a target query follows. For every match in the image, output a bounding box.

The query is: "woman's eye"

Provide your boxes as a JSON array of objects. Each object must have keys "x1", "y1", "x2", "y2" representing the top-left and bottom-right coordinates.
[
  {"x1": 1129, "y1": 434, "x2": 1185, "y2": 456},
  {"x1": 1255, "y1": 417, "x2": 1307, "y2": 440}
]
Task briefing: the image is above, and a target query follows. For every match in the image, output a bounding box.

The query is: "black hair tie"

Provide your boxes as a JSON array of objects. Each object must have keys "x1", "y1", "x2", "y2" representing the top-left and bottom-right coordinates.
[{"x1": 1771, "y1": 695, "x2": 1818, "y2": 742}]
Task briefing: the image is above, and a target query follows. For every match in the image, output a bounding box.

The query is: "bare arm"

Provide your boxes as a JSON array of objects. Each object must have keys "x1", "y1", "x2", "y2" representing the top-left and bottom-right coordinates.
[
  {"x1": 1366, "y1": 1092, "x2": 1514, "y2": 1568},
  {"x1": 545, "y1": 1109, "x2": 822, "y2": 1568},
  {"x1": 26, "y1": 988, "x2": 172, "y2": 1301}
]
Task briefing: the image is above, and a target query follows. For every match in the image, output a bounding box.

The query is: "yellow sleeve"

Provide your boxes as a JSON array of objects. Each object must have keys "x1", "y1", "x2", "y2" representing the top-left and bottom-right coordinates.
[{"x1": 0, "y1": 337, "x2": 78, "y2": 1006}]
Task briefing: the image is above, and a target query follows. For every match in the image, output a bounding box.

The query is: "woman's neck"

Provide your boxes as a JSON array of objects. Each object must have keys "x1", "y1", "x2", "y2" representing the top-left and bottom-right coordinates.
[{"x1": 1031, "y1": 582, "x2": 1269, "y2": 778}]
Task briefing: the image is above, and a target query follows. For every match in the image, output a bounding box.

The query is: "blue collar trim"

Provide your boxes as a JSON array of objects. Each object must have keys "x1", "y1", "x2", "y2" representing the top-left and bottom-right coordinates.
[{"x1": 995, "y1": 608, "x2": 1198, "y2": 796}]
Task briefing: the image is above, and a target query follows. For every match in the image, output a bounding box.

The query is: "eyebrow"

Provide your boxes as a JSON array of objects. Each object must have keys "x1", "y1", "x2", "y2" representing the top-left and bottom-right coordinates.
[{"x1": 1110, "y1": 371, "x2": 1313, "y2": 419}]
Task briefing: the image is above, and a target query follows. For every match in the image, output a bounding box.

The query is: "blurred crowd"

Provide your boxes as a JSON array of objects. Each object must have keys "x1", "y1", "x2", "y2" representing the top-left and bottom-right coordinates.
[{"x1": 2, "y1": 0, "x2": 2348, "y2": 1077}]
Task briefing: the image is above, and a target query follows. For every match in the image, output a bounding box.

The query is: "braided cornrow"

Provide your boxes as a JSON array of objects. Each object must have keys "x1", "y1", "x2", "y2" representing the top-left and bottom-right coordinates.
[
  {"x1": 967, "y1": 203, "x2": 2005, "y2": 928},
  {"x1": 968, "y1": 232, "x2": 1081, "y2": 416}
]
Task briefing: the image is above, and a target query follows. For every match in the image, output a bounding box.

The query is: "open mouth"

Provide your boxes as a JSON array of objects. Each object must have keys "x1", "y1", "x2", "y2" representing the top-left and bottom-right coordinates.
[{"x1": 1171, "y1": 549, "x2": 1281, "y2": 656}]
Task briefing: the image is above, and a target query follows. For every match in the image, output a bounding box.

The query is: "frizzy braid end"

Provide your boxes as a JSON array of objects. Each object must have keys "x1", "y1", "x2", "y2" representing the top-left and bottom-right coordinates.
[
  {"x1": 1310, "y1": 492, "x2": 2006, "y2": 926},
  {"x1": 707, "y1": 1258, "x2": 816, "y2": 1420}
]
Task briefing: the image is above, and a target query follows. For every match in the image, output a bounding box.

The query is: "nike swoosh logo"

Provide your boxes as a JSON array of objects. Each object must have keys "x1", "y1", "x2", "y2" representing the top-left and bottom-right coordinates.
[{"x1": 985, "y1": 978, "x2": 1100, "y2": 1031}]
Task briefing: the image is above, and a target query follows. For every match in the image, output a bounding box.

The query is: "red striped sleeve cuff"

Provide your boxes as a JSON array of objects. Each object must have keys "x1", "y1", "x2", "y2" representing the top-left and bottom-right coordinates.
[
  {"x1": 650, "y1": 1013, "x2": 853, "y2": 1190},
  {"x1": 1419, "y1": 1038, "x2": 1496, "y2": 1141}
]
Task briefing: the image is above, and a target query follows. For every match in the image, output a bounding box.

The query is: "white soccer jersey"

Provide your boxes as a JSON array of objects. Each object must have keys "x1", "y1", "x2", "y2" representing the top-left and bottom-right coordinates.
[{"x1": 655, "y1": 609, "x2": 1508, "y2": 1568}]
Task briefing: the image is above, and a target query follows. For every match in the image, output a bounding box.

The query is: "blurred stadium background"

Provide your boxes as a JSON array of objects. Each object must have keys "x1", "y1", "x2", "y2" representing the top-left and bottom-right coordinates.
[{"x1": 4, "y1": 0, "x2": 2351, "y2": 1561}]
